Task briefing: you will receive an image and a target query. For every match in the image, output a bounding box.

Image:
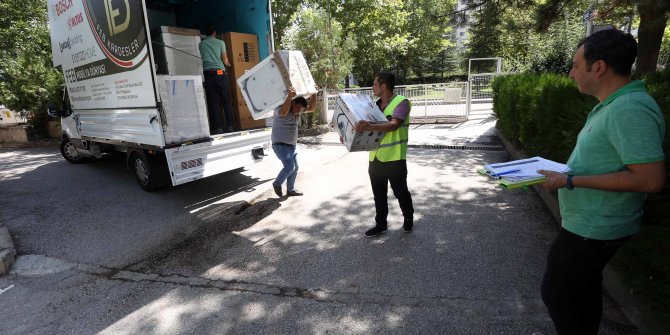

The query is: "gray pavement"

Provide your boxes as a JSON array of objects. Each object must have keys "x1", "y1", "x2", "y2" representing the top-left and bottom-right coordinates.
[{"x1": 0, "y1": 106, "x2": 636, "y2": 334}]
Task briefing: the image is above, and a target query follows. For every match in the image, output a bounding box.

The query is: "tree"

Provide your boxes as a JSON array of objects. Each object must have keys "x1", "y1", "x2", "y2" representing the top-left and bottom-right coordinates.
[
  {"x1": 0, "y1": 0, "x2": 62, "y2": 132},
  {"x1": 402, "y1": 0, "x2": 456, "y2": 81},
  {"x1": 536, "y1": 0, "x2": 670, "y2": 76},
  {"x1": 466, "y1": 2, "x2": 503, "y2": 72},
  {"x1": 270, "y1": 0, "x2": 302, "y2": 49},
  {"x1": 282, "y1": 4, "x2": 356, "y2": 89}
]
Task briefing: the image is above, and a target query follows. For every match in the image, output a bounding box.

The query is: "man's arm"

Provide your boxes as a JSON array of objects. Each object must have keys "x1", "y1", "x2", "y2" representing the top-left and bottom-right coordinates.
[
  {"x1": 304, "y1": 94, "x2": 318, "y2": 113},
  {"x1": 220, "y1": 51, "x2": 231, "y2": 68},
  {"x1": 539, "y1": 161, "x2": 666, "y2": 193},
  {"x1": 278, "y1": 88, "x2": 297, "y2": 117},
  {"x1": 354, "y1": 118, "x2": 403, "y2": 132}
]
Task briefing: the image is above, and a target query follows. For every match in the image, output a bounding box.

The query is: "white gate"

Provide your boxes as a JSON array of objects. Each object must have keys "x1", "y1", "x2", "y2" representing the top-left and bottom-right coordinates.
[
  {"x1": 322, "y1": 59, "x2": 502, "y2": 124},
  {"x1": 324, "y1": 82, "x2": 469, "y2": 124},
  {"x1": 466, "y1": 58, "x2": 502, "y2": 117}
]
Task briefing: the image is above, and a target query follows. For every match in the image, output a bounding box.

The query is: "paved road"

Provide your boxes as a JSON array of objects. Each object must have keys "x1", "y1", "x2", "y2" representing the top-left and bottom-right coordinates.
[{"x1": 0, "y1": 122, "x2": 636, "y2": 334}]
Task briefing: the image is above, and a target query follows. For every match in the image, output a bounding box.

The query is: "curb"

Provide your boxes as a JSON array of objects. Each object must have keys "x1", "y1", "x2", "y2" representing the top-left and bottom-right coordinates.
[
  {"x1": 496, "y1": 132, "x2": 643, "y2": 330},
  {"x1": 0, "y1": 225, "x2": 17, "y2": 276}
]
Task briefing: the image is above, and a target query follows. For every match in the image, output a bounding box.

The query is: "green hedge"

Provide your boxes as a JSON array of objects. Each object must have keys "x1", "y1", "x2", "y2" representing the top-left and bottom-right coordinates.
[
  {"x1": 492, "y1": 70, "x2": 670, "y2": 324},
  {"x1": 491, "y1": 73, "x2": 597, "y2": 162}
]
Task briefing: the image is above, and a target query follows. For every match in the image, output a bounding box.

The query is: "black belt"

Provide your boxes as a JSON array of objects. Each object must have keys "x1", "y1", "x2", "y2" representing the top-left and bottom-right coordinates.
[{"x1": 273, "y1": 142, "x2": 295, "y2": 147}]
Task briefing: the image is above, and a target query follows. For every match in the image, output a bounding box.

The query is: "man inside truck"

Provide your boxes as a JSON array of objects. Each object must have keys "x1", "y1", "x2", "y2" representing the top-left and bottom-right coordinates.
[
  {"x1": 271, "y1": 87, "x2": 317, "y2": 197},
  {"x1": 199, "y1": 23, "x2": 235, "y2": 134}
]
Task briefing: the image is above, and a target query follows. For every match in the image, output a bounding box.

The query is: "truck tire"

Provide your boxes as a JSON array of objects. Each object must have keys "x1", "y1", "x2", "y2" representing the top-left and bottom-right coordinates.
[
  {"x1": 60, "y1": 138, "x2": 88, "y2": 164},
  {"x1": 131, "y1": 151, "x2": 169, "y2": 192}
]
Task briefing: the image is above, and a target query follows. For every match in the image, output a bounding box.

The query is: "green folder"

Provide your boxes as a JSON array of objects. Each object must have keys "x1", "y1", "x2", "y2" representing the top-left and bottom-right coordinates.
[{"x1": 477, "y1": 168, "x2": 547, "y2": 189}]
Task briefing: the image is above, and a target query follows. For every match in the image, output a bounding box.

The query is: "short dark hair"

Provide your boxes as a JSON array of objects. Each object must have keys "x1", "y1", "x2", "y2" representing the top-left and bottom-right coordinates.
[
  {"x1": 204, "y1": 23, "x2": 216, "y2": 36},
  {"x1": 293, "y1": 96, "x2": 307, "y2": 108},
  {"x1": 577, "y1": 29, "x2": 637, "y2": 76},
  {"x1": 375, "y1": 72, "x2": 396, "y2": 92}
]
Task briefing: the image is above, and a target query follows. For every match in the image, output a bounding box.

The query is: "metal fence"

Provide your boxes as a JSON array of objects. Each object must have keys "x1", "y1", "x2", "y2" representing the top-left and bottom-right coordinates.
[{"x1": 324, "y1": 82, "x2": 470, "y2": 124}]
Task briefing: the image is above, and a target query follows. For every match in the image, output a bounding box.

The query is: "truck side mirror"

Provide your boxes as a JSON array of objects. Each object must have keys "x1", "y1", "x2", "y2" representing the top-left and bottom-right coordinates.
[{"x1": 47, "y1": 102, "x2": 60, "y2": 117}]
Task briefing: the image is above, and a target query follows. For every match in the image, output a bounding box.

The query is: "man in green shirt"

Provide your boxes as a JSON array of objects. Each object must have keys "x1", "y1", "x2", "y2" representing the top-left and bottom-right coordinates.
[
  {"x1": 538, "y1": 29, "x2": 666, "y2": 335},
  {"x1": 199, "y1": 23, "x2": 234, "y2": 134}
]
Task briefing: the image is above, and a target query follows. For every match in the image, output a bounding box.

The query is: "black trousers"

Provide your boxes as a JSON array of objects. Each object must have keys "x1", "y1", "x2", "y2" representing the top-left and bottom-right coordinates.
[
  {"x1": 541, "y1": 228, "x2": 629, "y2": 335},
  {"x1": 203, "y1": 70, "x2": 234, "y2": 131},
  {"x1": 368, "y1": 158, "x2": 414, "y2": 227}
]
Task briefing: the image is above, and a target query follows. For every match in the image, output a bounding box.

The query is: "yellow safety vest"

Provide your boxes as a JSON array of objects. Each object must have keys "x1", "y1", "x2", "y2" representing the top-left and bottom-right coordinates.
[{"x1": 369, "y1": 94, "x2": 411, "y2": 162}]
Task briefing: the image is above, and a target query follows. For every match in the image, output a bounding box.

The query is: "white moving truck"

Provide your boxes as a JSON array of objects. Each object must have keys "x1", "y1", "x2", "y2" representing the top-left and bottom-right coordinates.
[{"x1": 46, "y1": 0, "x2": 275, "y2": 191}]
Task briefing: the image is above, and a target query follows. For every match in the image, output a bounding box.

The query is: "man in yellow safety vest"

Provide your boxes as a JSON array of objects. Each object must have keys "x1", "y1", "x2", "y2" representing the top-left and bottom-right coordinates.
[{"x1": 354, "y1": 72, "x2": 414, "y2": 237}]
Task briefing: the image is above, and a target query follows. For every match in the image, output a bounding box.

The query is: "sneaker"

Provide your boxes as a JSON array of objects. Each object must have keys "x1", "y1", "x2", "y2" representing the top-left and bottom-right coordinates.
[
  {"x1": 226, "y1": 125, "x2": 235, "y2": 133},
  {"x1": 403, "y1": 217, "x2": 413, "y2": 233},
  {"x1": 273, "y1": 184, "x2": 283, "y2": 197},
  {"x1": 211, "y1": 128, "x2": 224, "y2": 135},
  {"x1": 364, "y1": 225, "x2": 387, "y2": 238},
  {"x1": 287, "y1": 190, "x2": 303, "y2": 196}
]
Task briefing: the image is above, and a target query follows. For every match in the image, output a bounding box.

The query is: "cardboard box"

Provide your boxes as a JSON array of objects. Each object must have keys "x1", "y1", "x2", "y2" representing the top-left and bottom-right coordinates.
[
  {"x1": 221, "y1": 32, "x2": 259, "y2": 72},
  {"x1": 156, "y1": 75, "x2": 210, "y2": 144},
  {"x1": 235, "y1": 102, "x2": 266, "y2": 130},
  {"x1": 152, "y1": 26, "x2": 203, "y2": 76},
  {"x1": 331, "y1": 93, "x2": 387, "y2": 152},
  {"x1": 236, "y1": 50, "x2": 318, "y2": 120},
  {"x1": 221, "y1": 32, "x2": 259, "y2": 103}
]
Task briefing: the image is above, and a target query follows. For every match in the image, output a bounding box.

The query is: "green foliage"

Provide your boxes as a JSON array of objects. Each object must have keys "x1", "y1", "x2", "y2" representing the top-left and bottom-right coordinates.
[
  {"x1": 466, "y1": 1, "x2": 588, "y2": 74},
  {"x1": 0, "y1": 0, "x2": 63, "y2": 134},
  {"x1": 274, "y1": 0, "x2": 458, "y2": 86},
  {"x1": 270, "y1": 0, "x2": 302, "y2": 49},
  {"x1": 492, "y1": 73, "x2": 597, "y2": 162},
  {"x1": 399, "y1": 0, "x2": 456, "y2": 81},
  {"x1": 282, "y1": 4, "x2": 356, "y2": 90},
  {"x1": 645, "y1": 69, "x2": 670, "y2": 157},
  {"x1": 466, "y1": 3, "x2": 502, "y2": 64}
]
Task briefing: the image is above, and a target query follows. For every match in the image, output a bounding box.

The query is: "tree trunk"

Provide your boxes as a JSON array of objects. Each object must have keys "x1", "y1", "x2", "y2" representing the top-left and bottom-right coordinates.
[{"x1": 635, "y1": 1, "x2": 669, "y2": 77}]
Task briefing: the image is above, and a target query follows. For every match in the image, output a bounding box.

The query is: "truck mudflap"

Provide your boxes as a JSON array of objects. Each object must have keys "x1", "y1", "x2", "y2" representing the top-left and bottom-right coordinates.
[{"x1": 164, "y1": 128, "x2": 271, "y2": 186}]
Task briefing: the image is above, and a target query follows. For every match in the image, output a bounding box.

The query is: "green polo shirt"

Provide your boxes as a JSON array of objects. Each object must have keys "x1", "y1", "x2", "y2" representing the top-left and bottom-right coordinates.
[
  {"x1": 199, "y1": 36, "x2": 226, "y2": 70},
  {"x1": 558, "y1": 80, "x2": 665, "y2": 240}
]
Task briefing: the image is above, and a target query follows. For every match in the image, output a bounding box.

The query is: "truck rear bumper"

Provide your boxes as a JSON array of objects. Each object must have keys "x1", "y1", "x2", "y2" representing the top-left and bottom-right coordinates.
[{"x1": 164, "y1": 128, "x2": 271, "y2": 186}]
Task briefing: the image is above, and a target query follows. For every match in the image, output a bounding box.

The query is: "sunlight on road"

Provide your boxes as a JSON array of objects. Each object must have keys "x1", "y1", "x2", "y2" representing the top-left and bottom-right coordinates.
[{"x1": 0, "y1": 151, "x2": 60, "y2": 181}]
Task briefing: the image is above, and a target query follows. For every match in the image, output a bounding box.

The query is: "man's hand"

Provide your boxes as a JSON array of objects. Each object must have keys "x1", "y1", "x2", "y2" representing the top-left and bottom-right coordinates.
[
  {"x1": 354, "y1": 120, "x2": 371, "y2": 131},
  {"x1": 538, "y1": 170, "x2": 568, "y2": 191},
  {"x1": 288, "y1": 86, "x2": 297, "y2": 98},
  {"x1": 339, "y1": 136, "x2": 344, "y2": 144}
]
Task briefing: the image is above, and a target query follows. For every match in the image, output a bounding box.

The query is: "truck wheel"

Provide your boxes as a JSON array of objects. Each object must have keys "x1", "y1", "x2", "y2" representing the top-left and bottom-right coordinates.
[
  {"x1": 131, "y1": 151, "x2": 168, "y2": 192},
  {"x1": 60, "y1": 138, "x2": 87, "y2": 164}
]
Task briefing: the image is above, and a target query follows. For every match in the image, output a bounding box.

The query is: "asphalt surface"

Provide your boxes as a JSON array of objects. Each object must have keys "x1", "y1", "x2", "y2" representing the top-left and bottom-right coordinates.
[{"x1": 0, "y1": 111, "x2": 637, "y2": 334}]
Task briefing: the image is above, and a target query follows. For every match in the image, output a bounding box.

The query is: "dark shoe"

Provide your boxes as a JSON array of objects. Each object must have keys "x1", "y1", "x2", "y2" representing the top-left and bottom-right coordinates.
[
  {"x1": 287, "y1": 190, "x2": 303, "y2": 196},
  {"x1": 273, "y1": 184, "x2": 283, "y2": 197},
  {"x1": 364, "y1": 225, "x2": 387, "y2": 238},
  {"x1": 211, "y1": 128, "x2": 224, "y2": 135},
  {"x1": 226, "y1": 126, "x2": 234, "y2": 133},
  {"x1": 403, "y1": 217, "x2": 413, "y2": 233}
]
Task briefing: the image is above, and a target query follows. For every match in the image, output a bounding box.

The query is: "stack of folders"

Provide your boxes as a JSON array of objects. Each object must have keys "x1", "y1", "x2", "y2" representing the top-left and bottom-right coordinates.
[{"x1": 478, "y1": 156, "x2": 571, "y2": 189}]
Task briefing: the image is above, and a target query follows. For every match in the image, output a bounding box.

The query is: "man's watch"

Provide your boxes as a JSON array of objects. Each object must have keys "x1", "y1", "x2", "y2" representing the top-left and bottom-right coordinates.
[{"x1": 566, "y1": 175, "x2": 574, "y2": 190}]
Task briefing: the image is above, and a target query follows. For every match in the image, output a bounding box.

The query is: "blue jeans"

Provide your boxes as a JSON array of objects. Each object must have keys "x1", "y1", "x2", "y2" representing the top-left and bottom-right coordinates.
[{"x1": 272, "y1": 143, "x2": 298, "y2": 191}]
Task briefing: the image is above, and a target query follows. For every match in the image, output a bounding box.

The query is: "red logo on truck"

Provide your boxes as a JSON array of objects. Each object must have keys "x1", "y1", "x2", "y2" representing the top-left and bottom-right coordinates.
[{"x1": 54, "y1": 0, "x2": 74, "y2": 16}]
